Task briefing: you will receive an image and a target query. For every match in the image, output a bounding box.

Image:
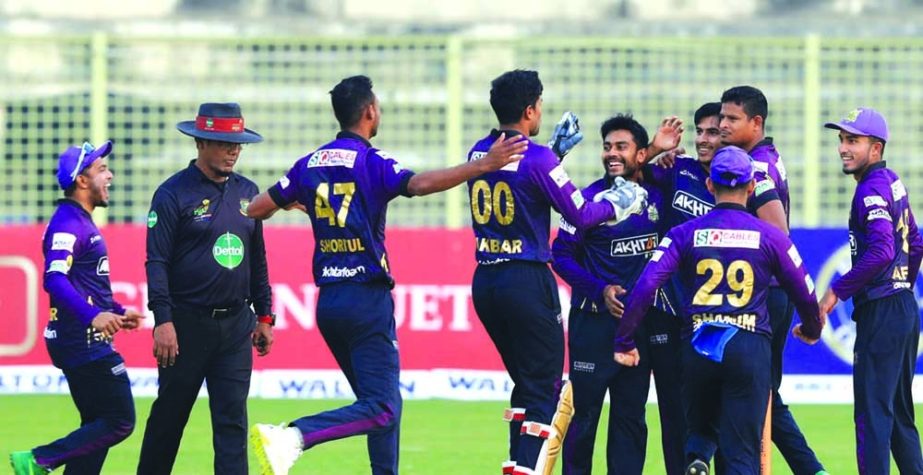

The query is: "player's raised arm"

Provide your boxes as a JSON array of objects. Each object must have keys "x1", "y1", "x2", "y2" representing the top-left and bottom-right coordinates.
[{"x1": 406, "y1": 133, "x2": 527, "y2": 196}]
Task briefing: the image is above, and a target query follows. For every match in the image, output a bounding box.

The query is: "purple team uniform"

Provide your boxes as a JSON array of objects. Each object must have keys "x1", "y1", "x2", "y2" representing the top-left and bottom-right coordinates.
[
  {"x1": 831, "y1": 162, "x2": 923, "y2": 475},
  {"x1": 552, "y1": 177, "x2": 685, "y2": 475},
  {"x1": 614, "y1": 201, "x2": 822, "y2": 474},
  {"x1": 467, "y1": 129, "x2": 615, "y2": 473},
  {"x1": 265, "y1": 131, "x2": 415, "y2": 475},
  {"x1": 34, "y1": 199, "x2": 135, "y2": 471}
]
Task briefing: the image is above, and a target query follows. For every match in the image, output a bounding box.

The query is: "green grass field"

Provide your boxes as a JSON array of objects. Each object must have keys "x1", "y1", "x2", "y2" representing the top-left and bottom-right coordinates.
[{"x1": 2, "y1": 395, "x2": 918, "y2": 474}]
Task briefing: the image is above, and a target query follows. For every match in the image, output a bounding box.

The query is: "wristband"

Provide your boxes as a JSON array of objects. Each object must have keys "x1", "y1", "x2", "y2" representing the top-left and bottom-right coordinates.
[{"x1": 257, "y1": 314, "x2": 276, "y2": 326}]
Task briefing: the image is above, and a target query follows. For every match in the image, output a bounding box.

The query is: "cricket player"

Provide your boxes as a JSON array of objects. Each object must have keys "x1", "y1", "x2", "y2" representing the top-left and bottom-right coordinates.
[
  {"x1": 552, "y1": 114, "x2": 683, "y2": 474},
  {"x1": 719, "y1": 85, "x2": 826, "y2": 475},
  {"x1": 467, "y1": 70, "x2": 653, "y2": 475},
  {"x1": 9, "y1": 141, "x2": 142, "y2": 474},
  {"x1": 246, "y1": 75, "x2": 527, "y2": 475},
  {"x1": 820, "y1": 108, "x2": 923, "y2": 475},
  {"x1": 613, "y1": 146, "x2": 824, "y2": 475}
]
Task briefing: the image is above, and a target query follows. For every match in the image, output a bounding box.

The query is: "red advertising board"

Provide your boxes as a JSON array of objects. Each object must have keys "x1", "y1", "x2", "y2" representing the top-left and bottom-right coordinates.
[{"x1": 0, "y1": 225, "x2": 571, "y2": 371}]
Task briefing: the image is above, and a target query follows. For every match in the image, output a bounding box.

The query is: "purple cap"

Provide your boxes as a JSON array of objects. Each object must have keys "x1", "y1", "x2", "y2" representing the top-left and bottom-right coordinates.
[
  {"x1": 57, "y1": 141, "x2": 113, "y2": 190},
  {"x1": 710, "y1": 146, "x2": 754, "y2": 187},
  {"x1": 824, "y1": 107, "x2": 889, "y2": 142}
]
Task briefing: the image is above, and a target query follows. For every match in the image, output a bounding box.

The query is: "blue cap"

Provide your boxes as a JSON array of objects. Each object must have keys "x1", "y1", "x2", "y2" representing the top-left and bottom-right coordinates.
[
  {"x1": 57, "y1": 141, "x2": 113, "y2": 190},
  {"x1": 710, "y1": 146, "x2": 754, "y2": 187},
  {"x1": 824, "y1": 107, "x2": 889, "y2": 143}
]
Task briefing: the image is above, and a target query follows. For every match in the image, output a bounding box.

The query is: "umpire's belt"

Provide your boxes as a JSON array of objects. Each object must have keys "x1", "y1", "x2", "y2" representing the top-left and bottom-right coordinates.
[{"x1": 176, "y1": 301, "x2": 246, "y2": 319}]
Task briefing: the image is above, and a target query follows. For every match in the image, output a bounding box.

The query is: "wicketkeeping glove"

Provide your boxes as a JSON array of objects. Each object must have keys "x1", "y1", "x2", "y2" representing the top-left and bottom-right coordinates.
[
  {"x1": 594, "y1": 177, "x2": 648, "y2": 225},
  {"x1": 548, "y1": 111, "x2": 583, "y2": 160}
]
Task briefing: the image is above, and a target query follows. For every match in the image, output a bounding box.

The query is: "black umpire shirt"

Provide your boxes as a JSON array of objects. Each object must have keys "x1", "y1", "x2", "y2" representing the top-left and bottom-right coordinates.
[{"x1": 146, "y1": 160, "x2": 272, "y2": 325}]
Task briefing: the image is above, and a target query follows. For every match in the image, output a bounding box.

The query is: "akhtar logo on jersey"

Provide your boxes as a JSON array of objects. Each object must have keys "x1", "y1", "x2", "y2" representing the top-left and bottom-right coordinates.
[
  {"x1": 213, "y1": 232, "x2": 245, "y2": 269},
  {"x1": 672, "y1": 191, "x2": 713, "y2": 218},
  {"x1": 610, "y1": 233, "x2": 659, "y2": 257}
]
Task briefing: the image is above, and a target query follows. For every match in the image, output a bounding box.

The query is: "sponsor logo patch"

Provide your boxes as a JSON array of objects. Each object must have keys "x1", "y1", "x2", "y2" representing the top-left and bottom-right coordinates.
[
  {"x1": 754, "y1": 179, "x2": 776, "y2": 196},
  {"x1": 693, "y1": 229, "x2": 761, "y2": 249},
  {"x1": 51, "y1": 232, "x2": 76, "y2": 252},
  {"x1": 892, "y1": 180, "x2": 907, "y2": 201},
  {"x1": 279, "y1": 175, "x2": 290, "y2": 189},
  {"x1": 212, "y1": 232, "x2": 245, "y2": 269},
  {"x1": 307, "y1": 149, "x2": 358, "y2": 168},
  {"x1": 96, "y1": 256, "x2": 109, "y2": 276},
  {"x1": 572, "y1": 361, "x2": 595, "y2": 373},
  {"x1": 239, "y1": 199, "x2": 250, "y2": 216},
  {"x1": 571, "y1": 190, "x2": 585, "y2": 208},
  {"x1": 804, "y1": 274, "x2": 815, "y2": 294},
  {"x1": 147, "y1": 211, "x2": 158, "y2": 228},
  {"x1": 48, "y1": 258, "x2": 71, "y2": 274},
  {"x1": 548, "y1": 165, "x2": 570, "y2": 188},
  {"x1": 659, "y1": 237, "x2": 673, "y2": 249},
  {"x1": 650, "y1": 250, "x2": 664, "y2": 262},
  {"x1": 321, "y1": 265, "x2": 367, "y2": 278},
  {"x1": 787, "y1": 244, "x2": 803, "y2": 267},
  {"x1": 610, "y1": 233, "x2": 659, "y2": 257},
  {"x1": 672, "y1": 191, "x2": 713, "y2": 217},
  {"x1": 867, "y1": 208, "x2": 892, "y2": 222},
  {"x1": 863, "y1": 195, "x2": 887, "y2": 208},
  {"x1": 110, "y1": 363, "x2": 127, "y2": 375},
  {"x1": 558, "y1": 218, "x2": 576, "y2": 235}
]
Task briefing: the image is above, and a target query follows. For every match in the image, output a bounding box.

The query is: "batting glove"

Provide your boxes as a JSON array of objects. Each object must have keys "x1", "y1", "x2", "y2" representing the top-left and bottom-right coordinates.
[{"x1": 548, "y1": 111, "x2": 583, "y2": 160}]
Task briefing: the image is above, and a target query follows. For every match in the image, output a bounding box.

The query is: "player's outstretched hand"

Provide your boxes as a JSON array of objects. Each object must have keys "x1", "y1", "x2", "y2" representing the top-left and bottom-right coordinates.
[
  {"x1": 604, "y1": 284, "x2": 627, "y2": 318},
  {"x1": 549, "y1": 111, "x2": 583, "y2": 160},
  {"x1": 479, "y1": 133, "x2": 528, "y2": 172},
  {"x1": 598, "y1": 177, "x2": 648, "y2": 224},
  {"x1": 283, "y1": 201, "x2": 308, "y2": 214},
  {"x1": 153, "y1": 321, "x2": 179, "y2": 368},
  {"x1": 649, "y1": 147, "x2": 686, "y2": 169},
  {"x1": 648, "y1": 116, "x2": 684, "y2": 157},
  {"x1": 818, "y1": 288, "x2": 839, "y2": 316},
  {"x1": 91, "y1": 311, "x2": 123, "y2": 338},
  {"x1": 252, "y1": 322, "x2": 274, "y2": 357},
  {"x1": 614, "y1": 349, "x2": 640, "y2": 367},
  {"x1": 792, "y1": 324, "x2": 820, "y2": 345},
  {"x1": 120, "y1": 309, "x2": 145, "y2": 330}
]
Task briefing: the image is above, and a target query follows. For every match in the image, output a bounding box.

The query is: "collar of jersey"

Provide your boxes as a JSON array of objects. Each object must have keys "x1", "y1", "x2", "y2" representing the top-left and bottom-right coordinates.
[{"x1": 336, "y1": 130, "x2": 372, "y2": 147}]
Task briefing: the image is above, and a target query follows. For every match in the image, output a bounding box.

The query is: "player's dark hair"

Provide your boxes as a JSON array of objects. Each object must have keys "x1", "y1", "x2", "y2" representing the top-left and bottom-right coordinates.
[
  {"x1": 600, "y1": 114, "x2": 649, "y2": 149},
  {"x1": 721, "y1": 86, "x2": 769, "y2": 125},
  {"x1": 63, "y1": 183, "x2": 77, "y2": 197},
  {"x1": 869, "y1": 136, "x2": 886, "y2": 156},
  {"x1": 712, "y1": 180, "x2": 752, "y2": 193},
  {"x1": 490, "y1": 70, "x2": 543, "y2": 125},
  {"x1": 694, "y1": 102, "x2": 722, "y2": 125},
  {"x1": 330, "y1": 75, "x2": 376, "y2": 129}
]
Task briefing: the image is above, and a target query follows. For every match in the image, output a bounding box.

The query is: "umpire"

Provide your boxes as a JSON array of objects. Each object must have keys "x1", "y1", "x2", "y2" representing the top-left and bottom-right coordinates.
[
  {"x1": 820, "y1": 108, "x2": 923, "y2": 475},
  {"x1": 137, "y1": 103, "x2": 275, "y2": 474}
]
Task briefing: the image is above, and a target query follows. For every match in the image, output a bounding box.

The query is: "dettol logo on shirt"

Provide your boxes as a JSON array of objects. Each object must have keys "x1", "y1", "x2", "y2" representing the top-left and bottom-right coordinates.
[{"x1": 213, "y1": 232, "x2": 245, "y2": 269}]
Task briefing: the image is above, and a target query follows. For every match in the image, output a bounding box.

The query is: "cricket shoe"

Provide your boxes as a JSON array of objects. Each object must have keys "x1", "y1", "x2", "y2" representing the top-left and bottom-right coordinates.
[
  {"x1": 685, "y1": 458, "x2": 709, "y2": 475},
  {"x1": 9, "y1": 451, "x2": 49, "y2": 475},
  {"x1": 251, "y1": 423, "x2": 303, "y2": 475}
]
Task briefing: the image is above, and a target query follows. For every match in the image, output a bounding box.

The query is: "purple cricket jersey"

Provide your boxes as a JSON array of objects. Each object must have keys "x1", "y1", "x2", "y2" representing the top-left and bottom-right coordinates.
[
  {"x1": 647, "y1": 155, "x2": 715, "y2": 229},
  {"x1": 832, "y1": 162, "x2": 923, "y2": 306},
  {"x1": 42, "y1": 199, "x2": 124, "y2": 369},
  {"x1": 552, "y1": 177, "x2": 675, "y2": 314},
  {"x1": 467, "y1": 130, "x2": 614, "y2": 265},
  {"x1": 747, "y1": 138, "x2": 790, "y2": 223},
  {"x1": 267, "y1": 131, "x2": 415, "y2": 287},
  {"x1": 613, "y1": 203, "x2": 822, "y2": 353}
]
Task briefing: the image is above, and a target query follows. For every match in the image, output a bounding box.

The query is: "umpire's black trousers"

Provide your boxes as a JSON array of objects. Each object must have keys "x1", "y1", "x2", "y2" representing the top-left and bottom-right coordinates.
[{"x1": 137, "y1": 305, "x2": 254, "y2": 475}]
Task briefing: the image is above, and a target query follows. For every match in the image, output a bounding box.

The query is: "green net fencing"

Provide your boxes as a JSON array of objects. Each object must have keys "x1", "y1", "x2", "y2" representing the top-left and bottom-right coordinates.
[{"x1": 1, "y1": 34, "x2": 921, "y2": 227}]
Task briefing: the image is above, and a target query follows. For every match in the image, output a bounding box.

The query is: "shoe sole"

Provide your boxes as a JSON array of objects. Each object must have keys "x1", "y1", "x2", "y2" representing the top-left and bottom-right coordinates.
[{"x1": 250, "y1": 425, "x2": 275, "y2": 475}]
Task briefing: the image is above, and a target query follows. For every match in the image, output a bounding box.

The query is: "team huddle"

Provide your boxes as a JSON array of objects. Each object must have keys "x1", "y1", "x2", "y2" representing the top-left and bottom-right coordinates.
[{"x1": 9, "y1": 69, "x2": 923, "y2": 475}]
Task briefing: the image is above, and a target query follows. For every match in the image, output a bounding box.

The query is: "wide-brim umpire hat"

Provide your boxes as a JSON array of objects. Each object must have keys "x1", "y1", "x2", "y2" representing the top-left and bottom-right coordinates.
[{"x1": 176, "y1": 102, "x2": 263, "y2": 143}]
